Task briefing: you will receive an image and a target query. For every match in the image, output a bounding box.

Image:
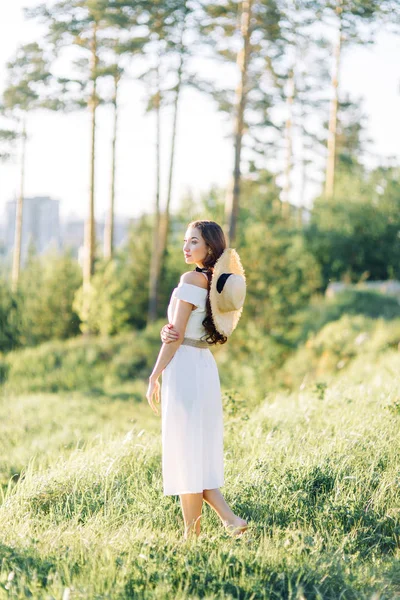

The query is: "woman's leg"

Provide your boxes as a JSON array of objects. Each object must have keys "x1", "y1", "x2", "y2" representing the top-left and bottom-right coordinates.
[
  {"x1": 203, "y1": 488, "x2": 247, "y2": 534},
  {"x1": 179, "y1": 492, "x2": 203, "y2": 538}
]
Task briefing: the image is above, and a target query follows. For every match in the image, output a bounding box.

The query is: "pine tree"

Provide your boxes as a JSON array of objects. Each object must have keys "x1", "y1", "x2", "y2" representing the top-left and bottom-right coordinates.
[
  {"x1": 103, "y1": 64, "x2": 123, "y2": 260},
  {"x1": 197, "y1": 0, "x2": 283, "y2": 244},
  {"x1": 143, "y1": 0, "x2": 193, "y2": 321},
  {"x1": 27, "y1": 0, "x2": 144, "y2": 328},
  {"x1": 27, "y1": 2, "x2": 141, "y2": 272},
  {"x1": 1, "y1": 42, "x2": 52, "y2": 291},
  {"x1": 308, "y1": 0, "x2": 385, "y2": 198}
]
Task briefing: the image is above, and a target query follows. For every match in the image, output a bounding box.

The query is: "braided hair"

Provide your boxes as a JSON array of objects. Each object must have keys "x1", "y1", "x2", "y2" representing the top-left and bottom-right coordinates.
[{"x1": 188, "y1": 220, "x2": 227, "y2": 345}]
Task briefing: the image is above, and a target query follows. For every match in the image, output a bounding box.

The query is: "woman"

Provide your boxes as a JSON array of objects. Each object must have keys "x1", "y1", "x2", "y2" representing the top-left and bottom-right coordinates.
[{"x1": 146, "y1": 220, "x2": 248, "y2": 539}]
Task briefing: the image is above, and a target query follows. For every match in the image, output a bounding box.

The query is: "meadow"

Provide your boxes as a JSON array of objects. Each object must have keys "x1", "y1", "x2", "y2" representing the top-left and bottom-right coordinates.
[
  {"x1": 1, "y1": 0, "x2": 400, "y2": 594},
  {"x1": 0, "y1": 293, "x2": 399, "y2": 599}
]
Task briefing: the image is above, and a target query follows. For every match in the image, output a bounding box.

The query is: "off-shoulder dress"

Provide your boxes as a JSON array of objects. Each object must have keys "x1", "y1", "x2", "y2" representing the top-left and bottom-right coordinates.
[{"x1": 161, "y1": 279, "x2": 224, "y2": 496}]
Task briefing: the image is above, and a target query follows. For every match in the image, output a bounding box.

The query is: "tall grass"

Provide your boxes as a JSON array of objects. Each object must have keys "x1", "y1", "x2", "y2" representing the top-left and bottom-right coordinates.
[
  {"x1": 0, "y1": 351, "x2": 399, "y2": 598},
  {"x1": 1, "y1": 291, "x2": 399, "y2": 598}
]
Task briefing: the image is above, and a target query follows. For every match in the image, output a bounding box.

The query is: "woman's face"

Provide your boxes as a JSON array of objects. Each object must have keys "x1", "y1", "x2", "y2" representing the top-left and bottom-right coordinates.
[{"x1": 183, "y1": 226, "x2": 208, "y2": 267}]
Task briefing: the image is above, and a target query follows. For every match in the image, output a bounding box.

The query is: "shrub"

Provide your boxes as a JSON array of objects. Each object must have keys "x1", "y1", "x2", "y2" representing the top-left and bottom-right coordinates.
[
  {"x1": 305, "y1": 167, "x2": 400, "y2": 286},
  {"x1": 281, "y1": 314, "x2": 400, "y2": 388},
  {"x1": 292, "y1": 290, "x2": 400, "y2": 345},
  {"x1": 1, "y1": 323, "x2": 163, "y2": 394},
  {"x1": 18, "y1": 250, "x2": 82, "y2": 346},
  {"x1": 0, "y1": 281, "x2": 23, "y2": 352}
]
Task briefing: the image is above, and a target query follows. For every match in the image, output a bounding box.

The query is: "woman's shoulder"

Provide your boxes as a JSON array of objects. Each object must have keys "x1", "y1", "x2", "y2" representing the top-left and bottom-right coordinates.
[{"x1": 179, "y1": 271, "x2": 208, "y2": 290}]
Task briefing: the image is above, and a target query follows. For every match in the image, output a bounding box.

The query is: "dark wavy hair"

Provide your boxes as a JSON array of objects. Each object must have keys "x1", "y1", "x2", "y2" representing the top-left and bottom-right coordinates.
[{"x1": 187, "y1": 220, "x2": 228, "y2": 346}]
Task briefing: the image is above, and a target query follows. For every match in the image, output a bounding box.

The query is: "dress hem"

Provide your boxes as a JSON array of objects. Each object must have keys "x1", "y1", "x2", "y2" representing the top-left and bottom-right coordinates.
[{"x1": 163, "y1": 481, "x2": 224, "y2": 496}]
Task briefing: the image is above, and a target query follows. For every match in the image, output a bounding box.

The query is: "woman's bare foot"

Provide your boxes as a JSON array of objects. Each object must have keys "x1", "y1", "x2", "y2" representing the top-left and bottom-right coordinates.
[
  {"x1": 223, "y1": 516, "x2": 248, "y2": 537},
  {"x1": 183, "y1": 530, "x2": 201, "y2": 541}
]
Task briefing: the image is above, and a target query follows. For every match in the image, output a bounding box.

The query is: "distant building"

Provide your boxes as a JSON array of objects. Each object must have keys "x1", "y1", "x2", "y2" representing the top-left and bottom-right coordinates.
[
  {"x1": 63, "y1": 216, "x2": 137, "y2": 264},
  {"x1": 4, "y1": 196, "x2": 61, "y2": 264},
  {"x1": 1, "y1": 199, "x2": 138, "y2": 266},
  {"x1": 61, "y1": 219, "x2": 84, "y2": 258}
]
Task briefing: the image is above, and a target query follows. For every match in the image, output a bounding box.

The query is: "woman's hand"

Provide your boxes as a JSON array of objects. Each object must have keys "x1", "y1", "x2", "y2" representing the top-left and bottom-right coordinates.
[
  {"x1": 160, "y1": 323, "x2": 180, "y2": 344},
  {"x1": 146, "y1": 376, "x2": 161, "y2": 416}
]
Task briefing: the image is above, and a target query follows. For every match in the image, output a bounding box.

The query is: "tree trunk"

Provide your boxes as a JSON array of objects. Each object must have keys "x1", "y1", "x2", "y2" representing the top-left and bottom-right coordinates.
[
  {"x1": 325, "y1": 0, "x2": 342, "y2": 198},
  {"x1": 297, "y1": 82, "x2": 308, "y2": 229},
  {"x1": 147, "y1": 61, "x2": 162, "y2": 323},
  {"x1": 156, "y1": 25, "x2": 186, "y2": 303},
  {"x1": 83, "y1": 23, "x2": 98, "y2": 291},
  {"x1": 282, "y1": 66, "x2": 295, "y2": 220},
  {"x1": 225, "y1": 0, "x2": 254, "y2": 246},
  {"x1": 104, "y1": 70, "x2": 120, "y2": 260},
  {"x1": 298, "y1": 138, "x2": 307, "y2": 229},
  {"x1": 11, "y1": 118, "x2": 27, "y2": 292},
  {"x1": 161, "y1": 40, "x2": 184, "y2": 254}
]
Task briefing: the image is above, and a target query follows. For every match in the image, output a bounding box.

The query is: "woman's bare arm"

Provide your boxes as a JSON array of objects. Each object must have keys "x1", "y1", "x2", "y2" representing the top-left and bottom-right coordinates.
[
  {"x1": 150, "y1": 270, "x2": 208, "y2": 378},
  {"x1": 147, "y1": 271, "x2": 207, "y2": 414},
  {"x1": 150, "y1": 299, "x2": 193, "y2": 380}
]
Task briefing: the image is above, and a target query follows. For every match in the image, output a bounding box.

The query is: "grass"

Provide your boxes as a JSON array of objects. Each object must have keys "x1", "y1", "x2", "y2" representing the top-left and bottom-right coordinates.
[{"x1": 0, "y1": 343, "x2": 399, "y2": 599}]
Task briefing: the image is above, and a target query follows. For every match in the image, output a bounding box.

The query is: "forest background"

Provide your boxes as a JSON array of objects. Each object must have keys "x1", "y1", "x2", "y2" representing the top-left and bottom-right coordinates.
[{"x1": 0, "y1": 1, "x2": 400, "y2": 599}]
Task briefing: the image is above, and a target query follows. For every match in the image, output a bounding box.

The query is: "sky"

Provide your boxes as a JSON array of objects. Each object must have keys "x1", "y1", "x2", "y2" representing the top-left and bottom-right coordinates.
[{"x1": 0, "y1": 1, "x2": 399, "y2": 224}]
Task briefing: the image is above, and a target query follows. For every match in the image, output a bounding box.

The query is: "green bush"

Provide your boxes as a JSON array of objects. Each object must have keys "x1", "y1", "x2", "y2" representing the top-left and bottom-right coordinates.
[
  {"x1": 1, "y1": 323, "x2": 163, "y2": 395},
  {"x1": 18, "y1": 250, "x2": 82, "y2": 346},
  {"x1": 0, "y1": 281, "x2": 23, "y2": 352},
  {"x1": 215, "y1": 320, "x2": 291, "y2": 403},
  {"x1": 3, "y1": 284, "x2": 400, "y2": 402},
  {"x1": 239, "y1": 223, "x2": 322, "y2": 336},
  {"x1": 335, "y1": 289, "x2": 400, "y2": 320},
  {"x1": 73, "y1": 258, "x2": 137, "y2": 336},
  {"x1": 281, "y1": 314, "x2": 400, "y2": 388},
  {"x1": 305, "y1": 166, "x2": 400, "y2": 287},
  {"x1": 291, "y1": 290, "x2": 400, "y2": 345}
]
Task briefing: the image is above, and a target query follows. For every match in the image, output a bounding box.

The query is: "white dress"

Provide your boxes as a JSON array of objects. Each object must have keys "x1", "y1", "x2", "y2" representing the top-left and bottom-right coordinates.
[{"x1": 161, "y1": 279, "x2": 224, "y2": 496}]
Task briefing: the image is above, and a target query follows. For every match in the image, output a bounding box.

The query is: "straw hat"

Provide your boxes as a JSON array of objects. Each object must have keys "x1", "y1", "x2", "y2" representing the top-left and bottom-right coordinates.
[{"x1": 209, "y1": 248, "x2": 246, "y2": 337}]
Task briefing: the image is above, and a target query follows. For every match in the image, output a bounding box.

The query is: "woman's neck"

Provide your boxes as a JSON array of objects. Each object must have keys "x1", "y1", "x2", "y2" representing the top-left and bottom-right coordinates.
[{"x1": 196, "y1": 266, "x2": 214, "y2": 272}]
